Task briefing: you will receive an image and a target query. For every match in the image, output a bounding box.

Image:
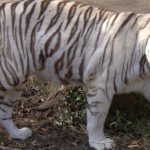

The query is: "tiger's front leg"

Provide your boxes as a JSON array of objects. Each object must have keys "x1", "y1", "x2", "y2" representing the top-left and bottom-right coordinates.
[
  {"x1": 0, "y1": 89, "x2": 32, "y2": 140},
  {"x1": 86, "y1": 82, "x2": 115, "y2": 150}
]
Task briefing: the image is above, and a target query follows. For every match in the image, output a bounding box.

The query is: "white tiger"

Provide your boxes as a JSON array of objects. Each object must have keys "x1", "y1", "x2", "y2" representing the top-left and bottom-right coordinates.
[{"x1": 0, "y1": 0, "x2": 150, "y2": 150}]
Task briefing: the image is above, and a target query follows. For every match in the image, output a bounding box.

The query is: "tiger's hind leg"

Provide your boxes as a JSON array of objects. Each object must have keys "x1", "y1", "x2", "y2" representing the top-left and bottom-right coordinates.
[
  {"x1": 0, "y1": 89, "x2": 32, "y2": 140},
  {"x1": 86, "y1": 79, "x2": 115, "y2": 150}
]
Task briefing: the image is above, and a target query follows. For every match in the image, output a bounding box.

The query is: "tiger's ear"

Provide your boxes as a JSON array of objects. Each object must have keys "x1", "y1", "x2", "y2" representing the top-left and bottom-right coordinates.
[{"x1": 145, "y1": 38, "x2": 150, "y2": 63}]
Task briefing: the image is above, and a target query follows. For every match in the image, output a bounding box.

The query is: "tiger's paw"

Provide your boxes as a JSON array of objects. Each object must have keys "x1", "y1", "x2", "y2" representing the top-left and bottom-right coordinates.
[
  {"x1": 10, "y1": 127, "x2": 32, "y2": 140},
  {"x1": 90, "y1": 138, "x2": 116, "y2": 150}
]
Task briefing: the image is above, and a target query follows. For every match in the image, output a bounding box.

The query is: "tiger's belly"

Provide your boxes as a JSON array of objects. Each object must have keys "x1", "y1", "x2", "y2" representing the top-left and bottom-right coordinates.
[{"x1": 35, "y1": 57, "x2": 83, "y2": 86}]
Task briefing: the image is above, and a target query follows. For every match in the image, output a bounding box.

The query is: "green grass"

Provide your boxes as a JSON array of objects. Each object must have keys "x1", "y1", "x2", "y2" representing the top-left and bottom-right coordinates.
[
  {"x1": 52, "y1": 88, "x2": 150, "y2": 134},
  {"x1": 52, "y1": 88, "x2": 150, "y2": 149}
]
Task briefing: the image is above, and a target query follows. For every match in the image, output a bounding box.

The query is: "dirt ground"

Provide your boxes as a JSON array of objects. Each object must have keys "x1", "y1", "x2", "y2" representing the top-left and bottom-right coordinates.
[
  {"x1": 0, "y1": 0, "x2": 150, "y2": 150},
  {"x1": 0, "y1": 80, "x2": 149, "y2": 150}
]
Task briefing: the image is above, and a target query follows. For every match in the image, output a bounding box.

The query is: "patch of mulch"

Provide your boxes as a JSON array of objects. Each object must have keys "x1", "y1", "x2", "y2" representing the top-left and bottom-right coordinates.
[
  {"x1": 0, "y1": 80, "x2": 149, "y2": 150},
  {"x1": 0, "y1": 81, "x2": 93, "y2": 150}
]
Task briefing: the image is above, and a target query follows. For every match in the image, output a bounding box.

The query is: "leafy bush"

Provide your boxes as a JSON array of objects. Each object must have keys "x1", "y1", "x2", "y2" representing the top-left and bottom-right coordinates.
[{"x1": 53, "y1": 87, "x2": 86, "y2": 128}]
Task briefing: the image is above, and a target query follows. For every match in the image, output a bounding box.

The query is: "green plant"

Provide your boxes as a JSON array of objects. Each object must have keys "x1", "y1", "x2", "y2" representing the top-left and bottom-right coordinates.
[{"x1": 53, "y1": 87, "x2": 86, "y2": 128}]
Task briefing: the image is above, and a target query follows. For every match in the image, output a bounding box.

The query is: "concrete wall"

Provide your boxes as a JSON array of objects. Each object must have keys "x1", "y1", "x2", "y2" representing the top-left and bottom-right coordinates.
[
  {"x1": 77, "y1": 0, "x2": 150, "y2": 13},
  {"x1": 1, "y1": 0, "x2": 150, "y2": 13}
]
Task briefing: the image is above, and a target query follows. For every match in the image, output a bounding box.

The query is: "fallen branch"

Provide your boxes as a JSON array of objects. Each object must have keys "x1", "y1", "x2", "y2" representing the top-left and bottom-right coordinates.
[{"x1": 37, "y1": 85, "x2": 66, "y2": 110}]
